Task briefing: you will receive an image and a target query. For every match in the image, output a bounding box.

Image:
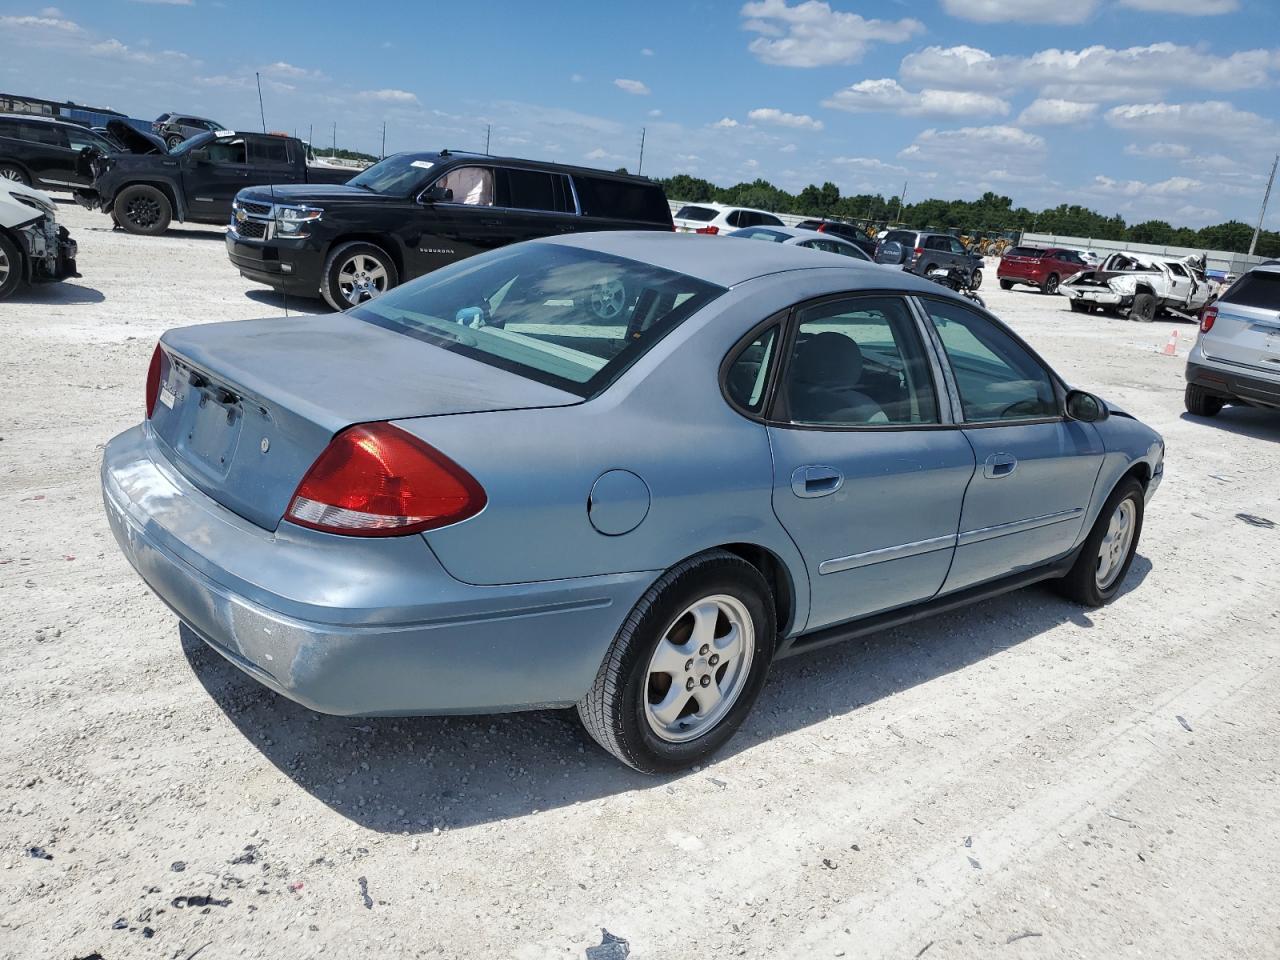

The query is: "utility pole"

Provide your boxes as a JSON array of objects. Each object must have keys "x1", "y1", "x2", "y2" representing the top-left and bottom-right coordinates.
[
  {"x1": 485, "y1": 124, "x2": 491, "y2": 154},
  {"x1": 637, "y1": 126, "x2": 646, "y2": 175},
  {"x1": 894, "y1": 181, "x2": 908, "y2": 224},
  {"x1": 331, "y1": 121, "x2": 337, "y2": 159},
  {"x1": 380, "y1": 121, "x2": 386, "y2": 160},
  {"x1": 1250, "y1": 153, "x2": 1278, "y2": 256},
  {"x1": 307, "y1": 123, "x2": 313, "y2": 153}
]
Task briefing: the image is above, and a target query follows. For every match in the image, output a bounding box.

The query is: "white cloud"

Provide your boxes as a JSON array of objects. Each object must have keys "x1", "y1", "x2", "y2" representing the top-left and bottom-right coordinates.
[
  {"x1": 648, "y1": 109, "x2": 662, "y2": 118},
  {"x1": 940, "y1": 0, "x2": 1098, "y2": 23},
  {"x1": 900, "y1": 43, "x2": 1279, "y2": 102},
  {"x1": 739, "y1": 0, "x2": 923, "y2": 67},
  {"x1": 641, "y1": 47, "x2": 654, "y2": 56},
  {"x1": 823, "y1": 79, "x2": 1009, "y2": 118},
  {"x1": 38, "y1": 6, "x2": 62, "y2": 15},
  {"x1": 1018, "y1": 98, "x2": 1098, "y2": 125},
  {"x1": 712, "y1": 117, "x2": 740, "y2": 128},
  {"x1": 261, "y1": 61, "x2": 321, "y2": 79},
  {"x1": 91, "y1": 38, "x2": 192, "y2": 64},
  {"x1": 613, "y1": 78, "x2": 650, "y2": 95},
  {"x1": 570, "y1": 73, "x2": 584, "y2": 83},
  {"x1": 585, "y1": 147, "x2": 625, "y2": 163},
  {"x1": 833, "y1": 156, "x2": 908, "y2": 174},
  {"x1": 1105, "y1": 100, "x2": 1279, "y2": 148},
  {"x1": 0, "y1": 12, "x2": 80, "y2": 30},
  {"x1": 361, "y1": 88, "x2": 419, "y2": 104},
  {"x1": 899, "y1": 125, "x2": 1047, "y2": 179},
  {"x1": 780, "y1": 143, "x2": 797, "y2": 153},
  {"x1": 1091, "y1": 174, "x2": 1204, "y2": 197},
  {"x1": 1118, "y1": 0, "x2": 1238, "y2": 12},
  {"x1": 747, "y1": 107, "x2": 823, "y2": 130},
  {"x1": 1123, "y1": 142, "x2": 1191, "y2": 158}
]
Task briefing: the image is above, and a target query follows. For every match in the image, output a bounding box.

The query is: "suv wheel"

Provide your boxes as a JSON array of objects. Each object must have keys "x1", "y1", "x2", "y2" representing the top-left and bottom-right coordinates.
[
  {"x1": 1129, "y1": 292, "x2": 1158, "y2": 322},
  {"x1": 1184, "y1": 384, "x2": 1224, "y2": 417},
  {"x1": 115, "y1": 184, "x2": 173, "y2": 236},
  {"x1": 999, "y1": 278, "x2": 1014, "y2": 291},
  {"x1": 165, "y1": 135, "x2": 185, "y2": 150},
  {"x1": 321, "y1": 241, "x2": 399, "y2": 311},
  {"x1": 1054, "y1": 477, "x2": 1144, "y2": 607},
  {"x1": 577, "y1": 550, "x2": 775, "y2": 773},
  {"x1": 1042, "y1": 273, "x2": 1060, "y2": 295},
  {"x1": 0, "y1": 163, "x2": 30, "y2": 186}
]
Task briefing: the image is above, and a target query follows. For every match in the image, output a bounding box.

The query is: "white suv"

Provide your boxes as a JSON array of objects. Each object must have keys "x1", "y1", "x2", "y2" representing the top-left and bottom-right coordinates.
[
  {"x1": 671, "y1": 202, "x2": 783, "y2": 235},
  {"x1": 1185, "y1": 264, "x2": 1280, "y2": 416}
]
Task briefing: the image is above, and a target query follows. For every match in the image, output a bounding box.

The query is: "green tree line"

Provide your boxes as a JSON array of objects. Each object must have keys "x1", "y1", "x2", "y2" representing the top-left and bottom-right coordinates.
[{"x1": 656, "y1": 173, "x2": 1280, "y2": 258}]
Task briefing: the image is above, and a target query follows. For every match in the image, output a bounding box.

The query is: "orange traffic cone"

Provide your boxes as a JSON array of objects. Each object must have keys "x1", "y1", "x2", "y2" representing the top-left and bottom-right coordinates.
[{"x1": 1160, "y1": 329, "x2": 1180, "y2": 357}]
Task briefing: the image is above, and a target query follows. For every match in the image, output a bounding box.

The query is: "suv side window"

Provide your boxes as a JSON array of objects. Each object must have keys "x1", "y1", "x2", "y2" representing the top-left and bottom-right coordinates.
[
  {"x1": 726, "y1": 210, "x2": 743, "y2": 227},
  {"x1": 758, "y1": 212, "x2": 783, "y2": 226},
  {"x1": 436, "y1": 166, "x2": 495, "y2": 206},
  {"x1": 502, "y1": 168, "x2": 572, "y2": 213},
  {"x1": 205, "y1": 136, "x2": 247, "y2": 164},
  {"x1": 249, "y1": 137, "x2": 290, "y2": 165},
  {"x1": 18, "y1": 122, "x2": 67, "y2": 146},
  {"x1": 65, "y1": 126, "x2": 107, "y2": 152},
  {"x1": 783, "y1": 296, "x2": 939, "y2": 426},
  {"x1": 948, "y1": 238, "x2": 967, "y2": 255},
  {"x1": 925, "y1": 236, "x2": 950, "y2": 251},
  {"x1": 923, "y1": 299, "x2": 1058, "y2": 422}
]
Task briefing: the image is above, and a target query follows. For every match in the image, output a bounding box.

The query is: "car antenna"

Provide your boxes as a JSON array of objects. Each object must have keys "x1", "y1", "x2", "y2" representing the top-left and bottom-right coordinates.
[{"x1": 255, "y1": 71, "x2": 288, "y2": 319}]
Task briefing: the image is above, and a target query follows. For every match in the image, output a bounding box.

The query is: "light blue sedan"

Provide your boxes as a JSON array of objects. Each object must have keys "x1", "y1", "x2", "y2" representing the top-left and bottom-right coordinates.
[{"x1": 102, "y1": 232, "x2": 1164, "y2": 772}]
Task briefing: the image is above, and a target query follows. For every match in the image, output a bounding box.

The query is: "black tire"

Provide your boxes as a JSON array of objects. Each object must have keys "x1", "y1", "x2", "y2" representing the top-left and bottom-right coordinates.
[
  {"x1": 0, "y1": 231, "x2": 25, "y2": 301},
  {"x1": 115, "y1": 184, "x2": 172, "y2": 236},
  {"x1": 1069, "y1": 299, "x2": 1089, "y2": 313},
  {"x1": 1129, "y1": 292, "x2": 1157, "y2": 322},
  {"x1": 1184, "y1": 384, "x2": 1224, "y2": 417},
  {"x1": 1053, "y1": 477, "x2": 1144, "y2": 607},
  {"x1": 165, "y1": 135, "x2": 185, "y2": 151},
  {"x1": 970, "y1": 268, "x2": 983, "y2": 290},
  {"x1": 577, "y1": 550, "x2": 776, "y2": 773},
  {"x1": 0, "y1": 163, "x2": 31, "y2": 187},
  {"x1": 1042, "y1": 273, "x2": 1060, "y2": 295},
  {"x1": 320, "y1": 241, "x2": 399, "y2": 312},
  {"x1": 999, "y1": 278, "x2": 1014, "y2": 291},
  {"x1": 921, "y1": 262, "x2": 938, "y2": 278}
]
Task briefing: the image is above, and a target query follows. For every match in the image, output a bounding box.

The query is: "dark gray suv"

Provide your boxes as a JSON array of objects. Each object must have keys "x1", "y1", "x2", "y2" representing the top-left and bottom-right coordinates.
[
  {"x1": 876, "y1": 230, "x2": 984, "y2": 288},
  {"x1": 152, "y1": 113, "x2": 224, "y2": 150}
]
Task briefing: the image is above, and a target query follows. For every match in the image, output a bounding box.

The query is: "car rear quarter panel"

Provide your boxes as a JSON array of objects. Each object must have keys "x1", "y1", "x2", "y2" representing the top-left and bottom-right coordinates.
[{"x1": 406, "y1": 271, "x2": 889, "y2": 636}]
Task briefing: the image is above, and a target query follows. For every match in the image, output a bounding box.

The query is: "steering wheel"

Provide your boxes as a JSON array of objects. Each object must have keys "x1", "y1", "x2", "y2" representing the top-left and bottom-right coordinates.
[{"x1": 1000, "y1": 398, "x2": 1043, "y2": 419}]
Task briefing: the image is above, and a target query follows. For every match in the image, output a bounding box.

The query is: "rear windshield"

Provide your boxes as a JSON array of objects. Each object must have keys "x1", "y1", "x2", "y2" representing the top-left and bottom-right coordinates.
[
  {"x1": 1221, "y1": 270, "x2": 1280, "y2": 309},
  {"x1": 1007, "y1": 246, "x2": 1044, "y2": 258},
  {"x1": 349, "y1": 243, "x2": 723, "y2": 397},
  {"x1": 731, "y1": 228, "x2": 788, "y2": 242},
  {"x1": 675, "y1": 205, "x2": 718, "y2": 222},
  {"x1": 347, "y1": 153, "x2": 438, "y2": 196},
  {"x1": 884, "y1": 230, "x2": 915, "y2": 245},
  {"x1": 575, "y1": 177, "x2": 671, "y2": 224}
]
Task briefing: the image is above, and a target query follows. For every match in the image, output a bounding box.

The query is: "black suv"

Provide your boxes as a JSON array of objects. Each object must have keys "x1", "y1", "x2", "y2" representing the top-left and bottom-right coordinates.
[
  {"x1": 227, "y1": 150, "x2": 674, "y2": 310},
  {"x1": 0, "y1": 114, "x2": 125, "y2": 190},
  {"x1": 153, "y1": 113, "x2": 224, "y2": 150}
]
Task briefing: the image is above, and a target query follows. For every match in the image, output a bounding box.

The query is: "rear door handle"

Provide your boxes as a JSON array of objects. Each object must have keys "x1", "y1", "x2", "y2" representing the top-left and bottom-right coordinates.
[
  {"x1": 791, "y1": 465, "x2": 844, "y2": 498},
  {"x1": 983, "y1": 453, "x2": 1018, "y2": 479}
]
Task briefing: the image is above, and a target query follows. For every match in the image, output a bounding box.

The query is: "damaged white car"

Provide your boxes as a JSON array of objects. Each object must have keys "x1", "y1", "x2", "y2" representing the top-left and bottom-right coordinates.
[
  {"x1": 0, "y1": 180, "x2": 79, "y2": 302},
  {"x1": 1060, "y1": 251, "x2": 1215, "y2": 322}
]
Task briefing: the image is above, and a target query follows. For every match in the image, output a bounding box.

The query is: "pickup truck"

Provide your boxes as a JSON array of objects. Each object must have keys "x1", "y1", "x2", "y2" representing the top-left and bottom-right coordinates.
[
  {"x1": 1059, "y1": 251, "x2": 1216, "y2": 321},
  {"x1": 74, "y1": 122, "x2": 354, "y2": 236}
]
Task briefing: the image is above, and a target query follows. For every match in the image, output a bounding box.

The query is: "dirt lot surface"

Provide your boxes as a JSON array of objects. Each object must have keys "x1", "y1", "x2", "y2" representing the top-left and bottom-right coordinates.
[{"x1": 2, "y1": 202, "x2": 1278, "y2": 960}]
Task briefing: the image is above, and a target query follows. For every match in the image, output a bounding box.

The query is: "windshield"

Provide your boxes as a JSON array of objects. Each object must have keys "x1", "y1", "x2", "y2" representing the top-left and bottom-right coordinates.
[
  {"x1": 350, "y1": 243, "x2": 724, "y2": 397},
  {"x1": 168, "y1": 132, "x2": 214, "y2": 155},
  {"x1": 347, "y1": 154, "x2": 440, "y2": 196}
]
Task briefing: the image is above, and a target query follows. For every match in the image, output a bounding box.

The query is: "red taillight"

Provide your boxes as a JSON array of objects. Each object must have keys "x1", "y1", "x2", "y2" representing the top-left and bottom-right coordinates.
[
  {"x1": 696, "y1": 225, "x2": 719, "y2": 235},
  {"x1": 1200, "y1": 305, "x2": 1218, "y2": 333},
  {"x1": 145, "y1": 344, "x2": 164, "y2": 418},
  {"x1": 817, "y1": 223, "x2": 827, "y2": 233},
  {"x1": 913, "y1": 246, "x2": 924, "y2": 256},
  {"x1": 285, "y1": 423, "x2": 486, "y2": 537}
]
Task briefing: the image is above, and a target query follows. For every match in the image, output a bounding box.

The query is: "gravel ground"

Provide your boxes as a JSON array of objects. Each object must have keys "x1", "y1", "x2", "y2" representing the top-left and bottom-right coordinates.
[{"x1": 2, "y1": 202, "x2": 1278, "y2": 960}]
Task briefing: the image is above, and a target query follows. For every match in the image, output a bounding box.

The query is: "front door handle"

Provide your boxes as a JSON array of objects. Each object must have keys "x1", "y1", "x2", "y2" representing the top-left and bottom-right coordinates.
[
  {"x1": 791, "y1": 465, "x2": 844, "y2": 498},
  {"x1": 983, "y1": 453, "x2": 1018, "y2": 479}
]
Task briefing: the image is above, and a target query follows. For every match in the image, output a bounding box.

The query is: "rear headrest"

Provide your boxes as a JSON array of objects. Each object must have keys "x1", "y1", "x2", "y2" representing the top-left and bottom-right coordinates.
[{"x1": 792, "y1": 331, "x2": 862, "y2": 386}]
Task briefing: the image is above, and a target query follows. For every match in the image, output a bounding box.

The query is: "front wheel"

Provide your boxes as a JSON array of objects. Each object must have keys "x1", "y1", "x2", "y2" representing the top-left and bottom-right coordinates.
[
  {"x1": 1053, "y1": 477, "x2": 1144, "y2": 607},
  {"x1": 0, "y1": 163, "x2": 30, "y2": 186},
  {"x1": 577, "y1": 550, "x2": 775, "y2": 773},
  {"x1": 999, "y1": 278, "x2": 1014, "y2": 291},
  {"x1": 1042, "y1": 273, "x2": 1060, "y2": 295},
  {"x1": 320, "y1": 241, "x2": 399, "y2": 311},
  {"x1": 970, "y1": 268, "x2": 983, "y2": 290}
]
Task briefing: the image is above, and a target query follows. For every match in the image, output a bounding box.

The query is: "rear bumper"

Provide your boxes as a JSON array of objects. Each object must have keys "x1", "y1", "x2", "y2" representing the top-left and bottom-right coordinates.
[
  {"x1": 225, "y1": 235, "x2": 324, "y2": 297},
  {"x1": 102, "y1": 424, "x2": 655, "y2": 716},
  {"x1": 1186, "y1": 356, "x2": 1280, "y2": 408},
  {"x1": 1063, "y1": 287, "x2": 1126, "y2": 306}
]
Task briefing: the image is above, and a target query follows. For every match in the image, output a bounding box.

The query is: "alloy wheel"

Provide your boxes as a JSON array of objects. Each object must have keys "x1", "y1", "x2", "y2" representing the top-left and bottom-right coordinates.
[
  {"x1": 0, "y1": 244, "x2": 10, "y2": 286},
  {"x1": 643, "y1": 594, "x2": 755, "y2": 743},
  {"x1": 125, "y1": 195, "x2": 162, "y2": 228},
  {"x1": 337, "y1": 254, "x2": 389, "y2": 305},
  {"x1": 589, "y1": 278, "x2": 626, "y2": 320},
  {"x1": 0, "y1": 167, "x2": 23, "y2": 182},
  {"x1": 1096, "y1": 498, "x2": 1136, "y2": 589}
]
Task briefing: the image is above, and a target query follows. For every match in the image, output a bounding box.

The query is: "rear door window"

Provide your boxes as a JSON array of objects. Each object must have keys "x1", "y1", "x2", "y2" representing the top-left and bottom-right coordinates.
[
  {"x1": 1221, "y1": 270, "x2": 1280, "y2": 309},
  {"x1": 757, "y1": 212, "x2": 784, "y2": 226},
  {"x1": 18, "y1": 122, "x2": 67, "y2": 146},
  {"x1": 726, "y1": 210, "x2": 743, "y2": 227},
  {"x1": 573, "y1": 176, "x2": 670, "y2": 223},
  {"x1": 502, "y1": 168, "x2": 572, "y2": 213}
]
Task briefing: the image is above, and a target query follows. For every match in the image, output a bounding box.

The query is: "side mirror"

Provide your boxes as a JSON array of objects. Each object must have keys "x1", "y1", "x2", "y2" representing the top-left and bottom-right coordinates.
[
  {"x1": 421, "y1": 185, "x2": 453, "y2": 203},
  {"x1": 1065, "y1": 389, "x2": 1108, "y2": 423}
]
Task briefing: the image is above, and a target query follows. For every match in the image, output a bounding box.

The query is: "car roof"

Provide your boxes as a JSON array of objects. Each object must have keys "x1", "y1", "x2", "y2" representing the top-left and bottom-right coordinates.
[
  {"x1": 545, "y1": 230, "x2": 935, "y2": 289},
  {"x1": 0, "y1": 113, "x2": 80, "y2": 127},
  {"x1": 395, "y1": 150, "x2": 660, "y2": 185}
]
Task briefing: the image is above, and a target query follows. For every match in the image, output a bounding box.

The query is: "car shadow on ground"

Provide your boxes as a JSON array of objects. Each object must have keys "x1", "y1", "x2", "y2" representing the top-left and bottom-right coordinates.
[
  {"x1": 1179, "y1": 409, "x2": 1280, "y2": 443},
  {"x1": 181, "y1": 557, "x2": 1151, "y2": 834},
  {"x1": 243, "y1": 288, "x2": 328, "y2": 314},
  {"x1": 7, "y1": 281, "x2": 104, "y2": 305}
]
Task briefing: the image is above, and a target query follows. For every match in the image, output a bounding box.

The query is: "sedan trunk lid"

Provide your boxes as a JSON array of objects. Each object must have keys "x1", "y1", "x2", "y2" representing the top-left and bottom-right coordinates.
[{"x1": 149, "y1": 314, "x2": 580, "y2": 530}]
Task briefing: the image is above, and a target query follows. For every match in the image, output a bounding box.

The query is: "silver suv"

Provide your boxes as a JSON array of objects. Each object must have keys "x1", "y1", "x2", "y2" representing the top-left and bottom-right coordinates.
[
  {"x1": 1185, "y1": 264, "x2": 1280, "y2": 417},
  {"x1": 876, "y1": 229, "x2": 984, "y2": 288},
  {"x1": 151, "y1": 113, "x2": 223, "y2": 151}
]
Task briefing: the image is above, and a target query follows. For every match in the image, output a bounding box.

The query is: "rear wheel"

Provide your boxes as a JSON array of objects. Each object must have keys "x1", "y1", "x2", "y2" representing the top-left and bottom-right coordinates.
[
  {"x1": 165, "y1": 135, "x2": 185, "y2": 151},
  {"x1": 1042, "y1": 273, "x2": 1060, "y2": 295},
  {"x1": 0, "y1": 163, "x2": 30, "y2": 186},
  {"x1": 970, "y1": 268, "x2": 983, "y2": 290},
  {"x1": 0, "y1": 232, "x2": 24, "y2": 301},
  {"x1": 1129, "y1": 292, "x2": 1157, "y2": 322},
  {"x1": 115, "y1": 184, "x2": 172, "y2": 236},
  {"x1": 999, "y1": 278, "x2": 1014, "y2": 290},
  {"x1": 1184, "y1": 384, "x2": 1224, "y2": 417},
  {"x1": 577, "y1": 550, "x2": 775, "y2": 773},
  {"x1": 320, "y1": 241, "x2": 399, "y2": 311},
  {"x1": 1069, "y1": 299, "x2": 1089, "y2": 313},
  {"x1": 1054, "y1": 477, "x2": 1144, "y2": 607}
]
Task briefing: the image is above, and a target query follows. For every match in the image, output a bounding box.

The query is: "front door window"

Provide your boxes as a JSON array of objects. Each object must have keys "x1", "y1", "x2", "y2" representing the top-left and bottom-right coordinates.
[{"x1": 436, "y1": 166, "x2": 494, "y2": 206}]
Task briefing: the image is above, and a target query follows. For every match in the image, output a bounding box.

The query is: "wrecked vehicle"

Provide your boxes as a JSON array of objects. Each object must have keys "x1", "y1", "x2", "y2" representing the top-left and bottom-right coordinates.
[
  {"x1": 0, "y1": 179, "x2": 79, "y2": 301},
  {"x1": 0, "y1": 113, "x2": 158, "y2": 192},
  {"x1": 1059, "y1": 251, "x2": 1215, "y2": 322},
  {"x1": 75, "y1": 122, "x2": 353, "y2": 236}
]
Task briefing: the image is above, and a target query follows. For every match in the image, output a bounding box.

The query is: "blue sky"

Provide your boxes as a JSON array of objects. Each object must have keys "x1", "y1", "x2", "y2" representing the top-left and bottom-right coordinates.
[{"x1": 2, "y1": 0, "x2": 1278, "y2": 227}]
